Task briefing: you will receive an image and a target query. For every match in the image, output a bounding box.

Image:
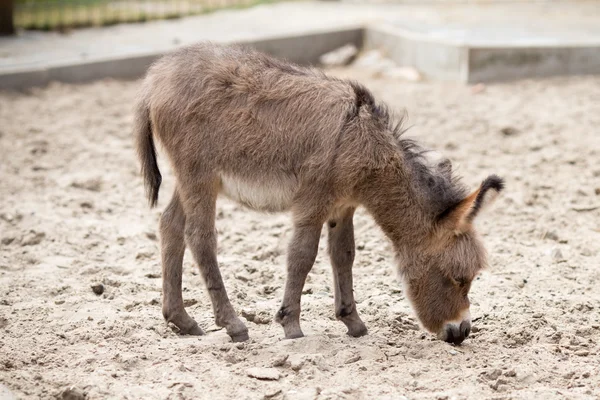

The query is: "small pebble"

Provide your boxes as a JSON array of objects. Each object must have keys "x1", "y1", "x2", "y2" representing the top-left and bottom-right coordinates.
[
  {"x1": 145, "y1": 232, "x2": 157, "y2": 241},
  {"x1": 246, "y1": 367, "x2": 280, "y2": 381},
  {"x1": 60, "y1": 387, "x2": 85, "y2": 400},
  {"x1": 471, "y1": 83, "x2": 486, "y2": 94},
  {"x1": 21, "y1": 231, "x2": 45, "y2": 246},
  {"x1": 91, "y1": 283, "x2": 105, "y2": 295},
  {"x1": 542, "y1": 230, "x2": 559, "y2": 241},
  {"x1": 344, "y1": 355, "x2": 361, "y2": 364},
  {"x1": 264, "y1": 388, "x2": 282, "y2": 399},
  {"x1": 550, "y1": 248, "x2": 564, "y2": 261},
  {"x1": 1, "y1": 236, "x2": 15, "y2": 245},
  {"x1": 500, "y1": 126, "x2": 519, "y2": 137},
  {"x1": 271, "y1": 354, "x2": 289, "y2": 367}
]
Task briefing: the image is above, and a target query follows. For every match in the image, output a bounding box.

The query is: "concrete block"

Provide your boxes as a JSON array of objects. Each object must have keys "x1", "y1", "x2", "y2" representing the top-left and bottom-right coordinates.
[{"x1": 468, "y1": 46, "x2": 600, "y2": 83}]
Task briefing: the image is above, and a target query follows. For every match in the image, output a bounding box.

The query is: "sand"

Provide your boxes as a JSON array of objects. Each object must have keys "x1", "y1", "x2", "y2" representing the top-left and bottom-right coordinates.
[{"x1": 1, "y1": 67, "x2": 599, "y2": 400}]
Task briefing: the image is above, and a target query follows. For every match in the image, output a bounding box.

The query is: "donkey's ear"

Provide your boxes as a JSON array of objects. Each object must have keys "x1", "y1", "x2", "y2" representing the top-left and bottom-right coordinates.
[{"x1": 440, "y1": 175, "x2": 505, "y2": 234}]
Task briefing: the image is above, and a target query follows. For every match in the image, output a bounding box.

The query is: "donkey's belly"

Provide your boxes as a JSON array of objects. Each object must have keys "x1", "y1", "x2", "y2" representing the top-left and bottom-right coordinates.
[{"x1": 219, "y1": 174, "x2": 297, "y2": 212}]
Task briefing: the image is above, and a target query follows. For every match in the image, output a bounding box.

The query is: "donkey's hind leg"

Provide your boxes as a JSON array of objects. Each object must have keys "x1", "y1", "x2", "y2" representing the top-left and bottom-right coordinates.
[
  {"x1": 180, "y1": 179, "x2": 249, "y2": 342},
  {"x1": 327, "y1": 207, "x2": 367, "y2": 337},
  {"x1": 160, "y1": 188, "x2": 204, "y2": 335}
]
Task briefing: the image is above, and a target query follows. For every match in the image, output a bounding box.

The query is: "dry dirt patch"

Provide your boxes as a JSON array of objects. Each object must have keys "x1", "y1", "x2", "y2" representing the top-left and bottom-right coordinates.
[{"x1": 1, "y1": 69, "x2": 599, "y2": 399}]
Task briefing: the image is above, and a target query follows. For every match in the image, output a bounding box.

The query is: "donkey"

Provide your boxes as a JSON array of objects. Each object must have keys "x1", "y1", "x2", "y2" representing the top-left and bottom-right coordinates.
[{"x1": 134, "y1": 42, "x2": 504, "y2": 345}]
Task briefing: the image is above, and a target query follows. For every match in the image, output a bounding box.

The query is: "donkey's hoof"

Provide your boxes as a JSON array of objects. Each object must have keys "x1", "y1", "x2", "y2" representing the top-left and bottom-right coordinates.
[
  {"x1": 170, "y1": 321, "x2": 205, "y2": 336},
  {"x1": 230, "y1": 331, "x2": 250, "y2": 342},
  {"x1": 284, "y1": 332, "x2": 305, "y2": 340},
  {"x1": 182, "y1": 323, "x2": 205, "y2": 336},
  {"x1": 225, "y1": 318, "x2": 249, "y2": 342},
  {"x1": 347, "y1": 325, "x2": 368, "y2": 338}
]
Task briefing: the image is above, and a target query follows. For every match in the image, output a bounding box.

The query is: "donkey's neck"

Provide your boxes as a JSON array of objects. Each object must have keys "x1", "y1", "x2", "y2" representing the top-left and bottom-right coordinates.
[{"x1": 361, "y1": 164, "x2": 433, "y2": 252}]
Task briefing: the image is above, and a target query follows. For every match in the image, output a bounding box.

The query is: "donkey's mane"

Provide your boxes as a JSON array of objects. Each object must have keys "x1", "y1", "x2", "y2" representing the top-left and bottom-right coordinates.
[{"x1": 350, "y1": 85, "x2": 469, "y2": 217}]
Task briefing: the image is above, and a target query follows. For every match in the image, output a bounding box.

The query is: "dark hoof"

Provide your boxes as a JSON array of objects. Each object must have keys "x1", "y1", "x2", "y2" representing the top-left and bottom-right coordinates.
[
  {"x1": 284, "y1": 332, "x2": 304, "y2": 340},
  {"x1": 171, "y1": 322, "x2": 205, "y2": 336},
  {"x1": 230, "y1": 331, "x2": 250, "y2": 342},
  {"x1": 347, "y1": 326, "x2": 368, "y2": 338}
]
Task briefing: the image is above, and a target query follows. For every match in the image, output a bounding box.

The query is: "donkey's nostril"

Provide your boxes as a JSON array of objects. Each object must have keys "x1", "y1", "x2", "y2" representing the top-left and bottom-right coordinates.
[
  {"x1": 442, "y1": 323, "x2": 470, "y2": 345},
  {"x1": 460, "y1": 320, "x2": 471, "y2": 339},
  {"x1": 445, "y1": 328, "x2": 455, "y2": 344}
]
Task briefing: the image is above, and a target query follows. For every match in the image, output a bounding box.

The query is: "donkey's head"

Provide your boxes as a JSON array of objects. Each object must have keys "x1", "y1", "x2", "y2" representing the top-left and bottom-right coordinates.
[{"x1": 400, "y1": 174, "x2": 504, "y2": 345}]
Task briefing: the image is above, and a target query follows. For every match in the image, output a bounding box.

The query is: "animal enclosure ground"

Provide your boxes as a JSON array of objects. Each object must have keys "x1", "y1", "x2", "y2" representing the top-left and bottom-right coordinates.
[{"x1": 1, "y1": 68, "x2": 599, "y2": 400}]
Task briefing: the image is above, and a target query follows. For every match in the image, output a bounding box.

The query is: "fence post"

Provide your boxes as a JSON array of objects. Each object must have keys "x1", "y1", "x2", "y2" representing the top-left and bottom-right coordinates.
[{"x1": 0, "y1": 0, "x2": 15, "y2": 35}]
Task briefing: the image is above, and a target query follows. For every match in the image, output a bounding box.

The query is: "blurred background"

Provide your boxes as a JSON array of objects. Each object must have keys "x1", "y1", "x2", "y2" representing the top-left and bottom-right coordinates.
[{"x1": 8, "y1": 0, "x2": 275, "y2": 31}]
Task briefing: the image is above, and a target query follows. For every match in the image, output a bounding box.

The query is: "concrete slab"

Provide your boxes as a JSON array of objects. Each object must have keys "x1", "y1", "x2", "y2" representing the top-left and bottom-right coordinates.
[{"x1": 0, "y1": 0, "x2": 599, "y2": 88}]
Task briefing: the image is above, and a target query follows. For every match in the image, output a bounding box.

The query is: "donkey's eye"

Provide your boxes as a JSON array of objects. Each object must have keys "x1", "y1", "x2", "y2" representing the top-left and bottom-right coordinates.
[{"x1": 455, "y1": 278, "x2": 467, "y2": 288}]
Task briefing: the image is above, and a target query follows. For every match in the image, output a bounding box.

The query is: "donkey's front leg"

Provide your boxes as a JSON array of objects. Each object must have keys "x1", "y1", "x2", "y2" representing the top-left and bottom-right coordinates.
[
  {"x1": 327, "y1": 208, "x2": 367, "y2": 337},
  {"x1": 275, "y1": 222, "x2": 322, "y2": 339},
  {"x1": 181, "y1": 185, "x2": 248, "y2": 342}
]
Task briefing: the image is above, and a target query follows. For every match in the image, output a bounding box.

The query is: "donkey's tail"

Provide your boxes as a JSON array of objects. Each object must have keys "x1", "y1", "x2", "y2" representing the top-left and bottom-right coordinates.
[{"x1": 134, "y1": 98, "x2": 162, "y2": 208}]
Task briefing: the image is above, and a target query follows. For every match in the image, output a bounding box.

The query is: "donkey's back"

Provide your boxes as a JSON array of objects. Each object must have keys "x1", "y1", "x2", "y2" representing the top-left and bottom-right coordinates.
[{"x1": 136, "y1": 43, "x2": 367, "y2": 212}]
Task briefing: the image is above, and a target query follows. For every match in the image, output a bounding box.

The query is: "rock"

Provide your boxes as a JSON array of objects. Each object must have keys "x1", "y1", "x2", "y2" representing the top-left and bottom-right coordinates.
[
  {"x1": 542, "y1": 231, "x2": 559, "y2": 241},
  {"x1": 382, "y1": 66, "x2": 422, "y2": 82},
  {"x1": 319, "y1": 44, "x2": 358, "y2": 67},
  {"x1": 135, "y1": 251, "x2": 153, "y2": 260},
  {"x1": 290, "y1": 355, "x2": 305, "y2": 371},
  {"x1": 575, "y1": 350, "x2": 589, "y2": 357},
  {"x1": 471, "y1": 83, "x2": 486, "y2": 94},
  {"x1": 264, "y1": 389, "x2": 282, "y2": 399},
  {"x1": 60, "y1": 386, "x2": 86, "y2": 400},
  {"x1": 551, "y1": 248, "x2": 565, "y2": 262},
  {"x1": 505, "y1": 369, "x2": 516, "y2": 377},
  {"x1": 241, "y1": 309, "x2": 256, "y2": 322},
  {"x1": 344, "y1": 354, "x2": 361, "y2": 364},
  {"x1": 246, "y1": 367, "x2": 280, "y2": 381},
  {"x1": 500, "y1": 126, "x2": 520, "y2": 137},
  {"x1": 21, "y1": 230, "x2": 45, "y2": 246},
  {"x1": 1, "y1": 236, "x2": 15, "y2": 245},
  {"x1": 283, "y1": 388, "x2": 319, "y2": 400},
  {"x1": 595, "y1": 188, "x2": 600, "y2": 195},
  {"x1": 71, "y1": 178, "x2": 102, "y2": 192},
  {"x1": 486, "y1": 369, "x2": 502, "y2": 381},
  {"x1": 580, "y1": 248, "x2": 592, "y2": 257},
  {"x1": 271, "y1": 354, "x2": 289, "y2": 367},
  {"x1": 253, "y1": 311, "x2": 272, "y2": 325},
  {"x1": 235, "y1": 272, "x2": 251, "y2": 282},
  {"x1": 145, "y1": 232, "x2": 157, "y2": 241},
  {"x1": 91, "y1": 283, "x2": 104, "y2": 295}
]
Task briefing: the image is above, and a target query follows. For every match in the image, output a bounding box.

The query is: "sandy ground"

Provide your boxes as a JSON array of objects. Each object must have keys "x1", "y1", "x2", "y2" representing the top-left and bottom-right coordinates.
[{"x1": 1, "y1": 67, "x2": 600, "y2": 400}]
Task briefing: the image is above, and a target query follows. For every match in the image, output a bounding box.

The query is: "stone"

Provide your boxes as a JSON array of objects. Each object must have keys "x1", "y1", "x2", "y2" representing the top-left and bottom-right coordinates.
[
  {"x1": 246, "y1": 367, "x2": 281, "y2": 381},
  {"x1": 319, "y1": 44, "x2": 358, "y2": 67},
  {"x1": 551, "y1": 248, "x2": 564, "y2": 261},
  {"x1": 381, "y1": 66, "x2": 422, "y2": 82},
  {"x1": 21, "y1": 231, "x2": 45, "y2": 246},
  {"x1": 91, "y1": 283, "x2": 105, "y2": 295},
  {"x1": 271, "y1": 354, "x2": 289, "y2": 367},
  {"x1": 60, "y1": 387, "x2": 86, "y2": 400},
  {"x1": 344, "y1": 354, "x2": 361, "y2": 364},
  {"x1": 500, "y1": 126, "x2": 520, "y2": 137},
  {"x1": 283, "y1": 388, "x2": 319, "y2": 400}
]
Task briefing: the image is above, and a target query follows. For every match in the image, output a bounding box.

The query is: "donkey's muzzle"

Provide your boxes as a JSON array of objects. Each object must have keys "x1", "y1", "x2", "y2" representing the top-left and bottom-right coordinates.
[{"x1": 443, "y1": 320, "x2": 471, "y2": 345}]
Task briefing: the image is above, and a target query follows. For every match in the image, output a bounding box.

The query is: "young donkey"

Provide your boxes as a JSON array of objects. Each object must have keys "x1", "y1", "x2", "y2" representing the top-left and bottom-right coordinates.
[{"x1": 134, "y1": 42, "x2": 504, "y2": 345}]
